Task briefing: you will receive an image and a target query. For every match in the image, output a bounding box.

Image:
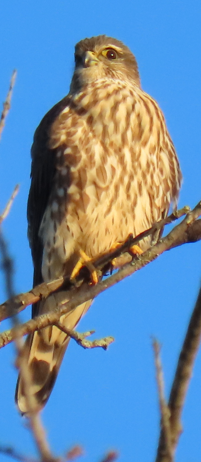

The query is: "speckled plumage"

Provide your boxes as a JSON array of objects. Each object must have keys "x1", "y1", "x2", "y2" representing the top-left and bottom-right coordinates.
[{"x1": 16, "y1": 35, "x2": 182, "y2": 413}]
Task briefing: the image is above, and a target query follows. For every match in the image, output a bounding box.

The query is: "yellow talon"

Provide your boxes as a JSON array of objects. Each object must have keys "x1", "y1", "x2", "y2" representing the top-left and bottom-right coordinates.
[
  {"x1": 110, "y1": 240, "x2": 143, "y2": 258},
  {"x1": 71, "y1": 259, "x2": 84, "y2": 280},
  {"x1": 110, "y1": 241, "x2": 143, "y2": 268},
  {"x1": 110, "y1": 242, "x2": 121, "y2": 251},
  {"x1": 71, "y1": 248, "x2": 98, "y2": 284},
  {"x1": 129, "y1": 244, "x2": 143, "y2": 256}
]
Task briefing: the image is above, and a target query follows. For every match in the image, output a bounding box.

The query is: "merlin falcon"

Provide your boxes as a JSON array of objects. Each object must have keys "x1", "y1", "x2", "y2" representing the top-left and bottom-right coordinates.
[{"x1": 16, "y1": 35, "x2": 182, "y2": 413}]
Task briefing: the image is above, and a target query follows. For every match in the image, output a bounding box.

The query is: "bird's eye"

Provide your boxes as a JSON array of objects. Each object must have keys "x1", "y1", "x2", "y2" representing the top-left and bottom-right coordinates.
[{"x1": 102, "y1": 48, "x2": 118, "y2": 60}]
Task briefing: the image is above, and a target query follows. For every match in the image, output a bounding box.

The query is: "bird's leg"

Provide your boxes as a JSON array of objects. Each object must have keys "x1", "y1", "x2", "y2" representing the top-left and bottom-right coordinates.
[{"x1": 71, "y1": 248, "x2": 98, "y2": 284}]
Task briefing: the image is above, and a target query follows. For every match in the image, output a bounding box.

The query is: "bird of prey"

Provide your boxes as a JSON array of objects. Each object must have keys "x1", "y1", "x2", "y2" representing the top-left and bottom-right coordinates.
[{"x1": 15, "y1": 35, "x2": 182, "y2": 413}]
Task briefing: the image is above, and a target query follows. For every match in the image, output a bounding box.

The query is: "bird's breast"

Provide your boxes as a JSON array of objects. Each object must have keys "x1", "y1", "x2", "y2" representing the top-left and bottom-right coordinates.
[{"x1": 40, "y1": 79, "x2": 179, "y2": 281}]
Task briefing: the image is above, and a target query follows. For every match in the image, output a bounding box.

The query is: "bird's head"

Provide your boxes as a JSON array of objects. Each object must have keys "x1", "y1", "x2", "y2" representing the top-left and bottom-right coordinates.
[{"x1": 70, "y1": 35, "x2": 140, "y2": 92}]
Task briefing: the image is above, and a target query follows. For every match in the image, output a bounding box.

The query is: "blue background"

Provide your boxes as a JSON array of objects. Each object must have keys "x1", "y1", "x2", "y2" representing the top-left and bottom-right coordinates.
[{"x1": 0, "y1": 1, "x2": 201, "y2": 461}]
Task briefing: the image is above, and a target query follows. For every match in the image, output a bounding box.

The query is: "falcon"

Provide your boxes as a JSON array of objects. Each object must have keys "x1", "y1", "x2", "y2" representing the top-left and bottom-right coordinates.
[{"x1": 16, "y1": 35, "x2": 182, "y2": 413}]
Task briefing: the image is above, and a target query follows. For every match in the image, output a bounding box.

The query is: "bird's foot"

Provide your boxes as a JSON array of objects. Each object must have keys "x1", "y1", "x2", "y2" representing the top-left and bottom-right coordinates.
[
  {"x1": 110, "y1": 241, "x2": 143, "y2": 268},
  {"x1": 71, "y1": 248, "x2": 98, "y2": 284},
  {"x1": 128, "y1": 244, "x2": 143, "y2": 256}
]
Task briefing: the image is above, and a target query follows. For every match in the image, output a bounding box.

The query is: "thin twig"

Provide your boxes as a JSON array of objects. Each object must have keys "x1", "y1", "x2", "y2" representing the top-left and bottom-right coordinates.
[
  {"x1": 156, "y1": 285, "x2": 201, "y2": 462},
  {"x1": 152, "y1": 340, "x2": 173, "y2": 462},
  {"x1": 0, "y1": 70, "x2": 17, "y2": 140},
  {"x1": 0, "y1": 184, "x2": 20, "y2": 225},
  {"x1": 55, "y1": 321, "x2": 114, "y2": 350}
]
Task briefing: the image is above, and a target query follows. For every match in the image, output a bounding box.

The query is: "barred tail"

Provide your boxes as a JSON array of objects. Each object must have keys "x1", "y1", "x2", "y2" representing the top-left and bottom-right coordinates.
[{"x1": 15, "y1": 295, "x2": 92, "y2": 414}]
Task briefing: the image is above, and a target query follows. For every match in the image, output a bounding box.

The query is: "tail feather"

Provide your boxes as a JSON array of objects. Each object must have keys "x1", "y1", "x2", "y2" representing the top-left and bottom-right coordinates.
[{"x1": 15, "y1": 296, "x2": 92, "y2": 413}]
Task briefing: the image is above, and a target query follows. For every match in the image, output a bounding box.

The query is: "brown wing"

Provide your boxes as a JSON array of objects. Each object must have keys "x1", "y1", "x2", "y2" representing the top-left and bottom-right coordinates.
[
  {"x1": 27, "y1": 96, "x2": 70, "y2": 315},
  {"x1": 16, "y1": 94, "x2": 94, "y2": 413}
]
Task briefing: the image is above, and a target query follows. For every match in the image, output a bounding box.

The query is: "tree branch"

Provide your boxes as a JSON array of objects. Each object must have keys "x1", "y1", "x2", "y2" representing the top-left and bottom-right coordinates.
[
  {"x1": 0, "y1": 229, "x2": 57, "y2": 461},
  {"x1": 55, "y1": 321, "x2": 114, "y2": 349},
  {"x1": 0, "y1": 204, "x2": 200, "y2": 324},
  {"x1": 156, "y1": 285, "x2": 201, "y2": 462},
  {"x1": 0, "y1": 201, "x2": 201, "y2": 349},
  {"x1": 1, "y1": 194, "x2": 201, "y2": 460},
  {"x1": 153, "y1": 340, "x2": 173, "y2": 462},
  {"x1": 0, "y1": 190, "x2": 57, "y2": 461}
]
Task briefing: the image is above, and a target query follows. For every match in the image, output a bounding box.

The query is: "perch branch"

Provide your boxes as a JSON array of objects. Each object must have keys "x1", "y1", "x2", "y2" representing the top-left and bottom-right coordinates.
[
  {"x1": 0, "y1": 201, "x2": 201, "y2": 349},
  {"x1": 0, "y1": 204, "x2": 200, "y2": 323}
]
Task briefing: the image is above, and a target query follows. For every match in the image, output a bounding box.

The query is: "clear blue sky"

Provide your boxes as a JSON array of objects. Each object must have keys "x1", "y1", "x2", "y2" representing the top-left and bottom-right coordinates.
[{"x1": 0, "y1": 1, "x2": 201, "y2": 461}]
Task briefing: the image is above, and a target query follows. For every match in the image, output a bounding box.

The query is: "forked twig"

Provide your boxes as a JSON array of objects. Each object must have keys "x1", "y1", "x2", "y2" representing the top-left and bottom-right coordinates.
[{"x1": 55, "y1": 321, "x2": 114, "y2": 350}]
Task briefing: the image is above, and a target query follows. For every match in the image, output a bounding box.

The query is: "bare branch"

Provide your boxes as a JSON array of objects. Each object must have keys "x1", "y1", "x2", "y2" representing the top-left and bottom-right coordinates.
[
  {"x1": 0, "y1": 184, "x2": 20, "y2": 226},
  {"x1": 0, "y1": 203, "x2": 200, "y2": 324},
  {"x1": 1, "y1": 189, "x2": 201, "y2": 460},
  {"x1": 0, "y1": 229, "x2": 57, "y2": 462},
  {"x1": 55, "y1": 321, "x2": 114, "y2": 349},
  {"x1": 0, "y1": 205, "x2": 188, "y2": 320},
  {"x1": 0, "y1": 202, "x2": 57, "y2": 462},
  {"x1": 156, "y1": 285, "x2": 201, "y2": 462},
  {"x1": 0, "y1": 70, "x2": 17, "y2": 140},
  {"x1": 1, "y1": 201, "x2": 201, "y2": 349},
  {"x1": 0, "y1": 184, "x2": 20, "y2": 306},
  {"x1": 153, "y1": 340, "x2": 173, "y2": 462},
  {"x1": 0, "y1": 71, "x2": 59, "y2": 462},
  {"x1": 0, "y1": 277, "x2": 64, "y2": 322}
]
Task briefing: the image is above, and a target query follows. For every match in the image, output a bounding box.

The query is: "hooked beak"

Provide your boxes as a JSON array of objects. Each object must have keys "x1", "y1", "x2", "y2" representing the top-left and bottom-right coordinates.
[{"x1": 84, "y1": 51, "x2": 99, "y2": 67}]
